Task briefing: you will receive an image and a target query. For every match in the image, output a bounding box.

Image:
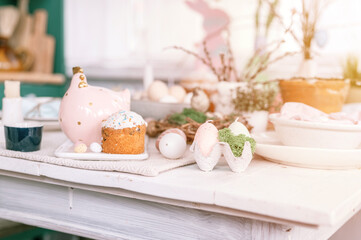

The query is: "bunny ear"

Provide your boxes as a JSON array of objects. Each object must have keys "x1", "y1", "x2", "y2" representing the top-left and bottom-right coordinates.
[
  {"x1": 223, "y1": 141, "x2": 253, "y2": 173},
  {"x1": 186, "y1": 0, "x2": 209, "y2": 13}
]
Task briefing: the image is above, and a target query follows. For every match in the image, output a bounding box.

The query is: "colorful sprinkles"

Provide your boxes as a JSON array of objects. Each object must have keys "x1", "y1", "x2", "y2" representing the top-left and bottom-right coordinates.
[{"x1": 101, "y1": 110, "x2": 146, "y2": 130}]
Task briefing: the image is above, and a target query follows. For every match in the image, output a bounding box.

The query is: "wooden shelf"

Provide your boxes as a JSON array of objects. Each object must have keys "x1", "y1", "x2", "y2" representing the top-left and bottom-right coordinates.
[{"x1": 0, "y1": 72, "x2": 65, "y2": 85}]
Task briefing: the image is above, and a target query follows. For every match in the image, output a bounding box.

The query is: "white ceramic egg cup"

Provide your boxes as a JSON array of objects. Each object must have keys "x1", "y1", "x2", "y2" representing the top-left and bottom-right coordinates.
[{"x1": 190, "y1": 141, "x2": 253, "y2": 173}]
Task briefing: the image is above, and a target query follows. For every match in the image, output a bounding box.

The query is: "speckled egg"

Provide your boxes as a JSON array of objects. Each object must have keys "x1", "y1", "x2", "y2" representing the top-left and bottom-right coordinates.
[
  {"x1": 156, "y1": 128, "x2": 187, "y2": 151},
  {"x1": 74, "y1": 142, "x2": 87, "y2": 153},
  {"x1": 159, "y1": 133, "x2": 187, "y2": 159}
]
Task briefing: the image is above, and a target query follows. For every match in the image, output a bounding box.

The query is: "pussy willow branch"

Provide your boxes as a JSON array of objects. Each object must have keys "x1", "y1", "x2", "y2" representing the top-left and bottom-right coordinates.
[
  {"x1": 265, "y1": 0, "x2": 301, "y2": 47},
  {"x1": 165, "y1": 45, "x2": 221, "y2": 81},
  {"x1": 202, "y1": 40, "x2": 221, "y2": 81},
  {"x1": 225, "y1": 28, "x2": 241, "y2": 81}
]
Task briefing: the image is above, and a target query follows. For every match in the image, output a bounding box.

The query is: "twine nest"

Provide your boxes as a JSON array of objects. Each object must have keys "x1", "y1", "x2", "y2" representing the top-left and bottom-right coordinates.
[{"x1": 147, "y1": 114, "x2": 251, "y2": 144}]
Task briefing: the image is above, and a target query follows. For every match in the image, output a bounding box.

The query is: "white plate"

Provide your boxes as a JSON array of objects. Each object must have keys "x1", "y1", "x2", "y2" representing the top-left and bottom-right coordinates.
[
  {"x1": 253, "y1": 132, "x2": 361, "y2": 170},
  {"x1": 54, "y1": 137, "x2": 149, "y2": 161}
]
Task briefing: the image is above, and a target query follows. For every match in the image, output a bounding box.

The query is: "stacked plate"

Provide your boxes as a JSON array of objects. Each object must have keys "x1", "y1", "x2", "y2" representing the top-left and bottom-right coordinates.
[{"x1": 253, "y1": 114, "x2": 361, "y2": 170}]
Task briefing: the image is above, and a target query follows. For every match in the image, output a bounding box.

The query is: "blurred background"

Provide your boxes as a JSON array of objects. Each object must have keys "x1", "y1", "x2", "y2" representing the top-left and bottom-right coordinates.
[{"x1": 1, "y1": 0, "x2": 361, "y2": 239}]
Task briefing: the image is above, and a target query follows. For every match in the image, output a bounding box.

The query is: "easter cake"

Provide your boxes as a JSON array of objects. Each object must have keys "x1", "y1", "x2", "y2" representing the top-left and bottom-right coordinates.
[{"x1": 101, "y1": 110, "x2": 147, "y2": 154}]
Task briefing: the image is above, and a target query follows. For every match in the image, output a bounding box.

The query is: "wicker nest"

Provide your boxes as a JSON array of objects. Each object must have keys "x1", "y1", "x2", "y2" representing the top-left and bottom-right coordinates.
[{"x1": 147, "y1": 114, "x2": 251, "y2": 144}]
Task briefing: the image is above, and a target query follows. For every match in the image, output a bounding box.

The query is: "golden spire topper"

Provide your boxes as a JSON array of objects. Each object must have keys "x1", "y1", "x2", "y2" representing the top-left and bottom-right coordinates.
[{"x1": 73, "y1": 66, "x2": 84, "y2": 75}]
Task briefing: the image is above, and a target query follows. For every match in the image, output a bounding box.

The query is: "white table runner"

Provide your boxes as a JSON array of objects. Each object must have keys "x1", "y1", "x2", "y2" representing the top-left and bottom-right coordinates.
[{"x1": 0, "y1": 131, "x2": 195, "y2": 177}]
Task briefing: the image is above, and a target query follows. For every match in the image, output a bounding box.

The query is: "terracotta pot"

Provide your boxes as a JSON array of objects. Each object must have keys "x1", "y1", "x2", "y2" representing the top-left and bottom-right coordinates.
[{"x1": 279, "y1": 78, "x2": 350, "y2": 113}]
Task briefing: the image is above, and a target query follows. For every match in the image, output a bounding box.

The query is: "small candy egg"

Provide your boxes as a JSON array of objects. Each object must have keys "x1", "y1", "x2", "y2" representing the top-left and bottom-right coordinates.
[
  {"x1": 169, "y1": 85, "x2": 186, "y2": 102},
  {"x1": 90, "y1": 142, "x2": 102, "y2": 153},
  {"x1": 228, "y1": 118, "x2": 250, "y2": 137},
  {"x1": 156, "y1": 128, "x2": 187, "y2": 151},
  {"x1": 159, "y1": 133, "x2": 187, "y2": 159},
  {"x1": 159, "y1": 95, "x2": 178, "y2": 103},
  {"x1": 194, "y1": 121, "x2": 219, "y2": 156},
  {"x1": 147, "y1": 80, "x2": 168, "y2": 101},
  {"x1": 74, "y1": 142, "x2": 87, "y2": 153}
]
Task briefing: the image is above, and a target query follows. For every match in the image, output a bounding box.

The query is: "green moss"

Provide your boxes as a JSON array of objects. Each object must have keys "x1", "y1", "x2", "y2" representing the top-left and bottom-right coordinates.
[
  {"x1": 169, "y1": 108, "x2": 207, "y2": 125},
  {"x1": 218, "y1": 128, "x2": 256, "y2": 157},
  {"x1": 168, "y1": 113, "x2": 188, "y2": 125}
]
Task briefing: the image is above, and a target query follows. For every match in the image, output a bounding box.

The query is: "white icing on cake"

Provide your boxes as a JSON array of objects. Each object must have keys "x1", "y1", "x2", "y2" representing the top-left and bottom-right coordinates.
[{"x1": 102, "y1": 110, "x2": 146, "y2": 129}]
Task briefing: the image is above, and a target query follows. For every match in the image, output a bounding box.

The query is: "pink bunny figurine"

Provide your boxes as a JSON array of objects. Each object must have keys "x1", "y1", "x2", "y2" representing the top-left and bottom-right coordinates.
[{"x1": 186, "y1": 0, "x2": 230, "y2": 68}]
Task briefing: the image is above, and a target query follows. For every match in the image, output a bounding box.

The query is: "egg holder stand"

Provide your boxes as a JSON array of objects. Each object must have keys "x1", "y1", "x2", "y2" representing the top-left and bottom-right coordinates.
[{"x1": 190, "y1": 140, "x2": 253, "y2": 173}]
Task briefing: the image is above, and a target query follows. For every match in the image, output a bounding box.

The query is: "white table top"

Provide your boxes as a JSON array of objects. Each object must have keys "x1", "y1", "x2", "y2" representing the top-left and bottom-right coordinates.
[{"x1": 1, "y1": 131, "x2": 361, "y2": 229}]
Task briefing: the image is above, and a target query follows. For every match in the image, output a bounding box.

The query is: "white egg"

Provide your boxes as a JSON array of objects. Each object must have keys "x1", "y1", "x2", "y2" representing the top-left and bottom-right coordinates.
[
  {"x1": 183, "y1": 92, "x2": 193, "y2": 104},
  {"x1": 156, "y1": 128, "x2": 186, "y2": 151},
  {"x1": 147, "y1": 80, "x2": 168, "y2": 101},
  {"x1": 159, "y1": 133, "x2": 187, "y2": 159},
  {"x1": 228, "y1": 119, "x2": 250, "y2": 137},
  {"x1": 159, "y1": 95, "x2": 178, "y2": 103},
  {"x1": 169, "y1": 85, "x2": 186, "y2": 102},
  {"x1": 90, "y1": 142, "x2": 102, "y2": 153}
]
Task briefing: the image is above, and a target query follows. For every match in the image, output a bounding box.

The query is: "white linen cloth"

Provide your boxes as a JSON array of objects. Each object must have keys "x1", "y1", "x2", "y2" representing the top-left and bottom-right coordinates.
[{"x1": 0, "y1": 131, "x2": 195, "y2": 177}]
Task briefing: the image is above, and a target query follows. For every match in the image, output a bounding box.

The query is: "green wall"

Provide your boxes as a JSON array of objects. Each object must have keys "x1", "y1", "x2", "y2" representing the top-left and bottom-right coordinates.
[{"x1": 0, "y1": 0, "x2": 67, "y2": 108}]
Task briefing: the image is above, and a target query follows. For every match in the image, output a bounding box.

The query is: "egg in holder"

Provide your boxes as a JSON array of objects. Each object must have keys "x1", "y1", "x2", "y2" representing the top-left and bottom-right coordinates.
[{"x1": 190, "y1": 119, "x2": 256, "y2": 173}]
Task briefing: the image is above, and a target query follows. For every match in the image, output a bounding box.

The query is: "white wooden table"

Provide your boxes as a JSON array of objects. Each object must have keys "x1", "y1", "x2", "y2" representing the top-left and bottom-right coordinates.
[{"x1": 0, "y1": 135, "x2": 361, "y2": 239}]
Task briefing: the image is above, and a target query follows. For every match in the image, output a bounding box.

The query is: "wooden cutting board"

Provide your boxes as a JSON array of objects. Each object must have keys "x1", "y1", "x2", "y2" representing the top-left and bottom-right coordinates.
[{"x1": 31, "y1": 10, "x2": 55, "y2": 74}]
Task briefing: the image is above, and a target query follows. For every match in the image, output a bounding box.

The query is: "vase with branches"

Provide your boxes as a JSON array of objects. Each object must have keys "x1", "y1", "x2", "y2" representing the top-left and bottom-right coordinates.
[
  {"x1": 265, "y1": 0, "x2": 350, "y2": 113},
  {"x1": 168, "y1": 29, "x2": 291, "y2": 114},
  {"x1": 266, "y1": 0, "x2": 331, "y2": 77}
]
